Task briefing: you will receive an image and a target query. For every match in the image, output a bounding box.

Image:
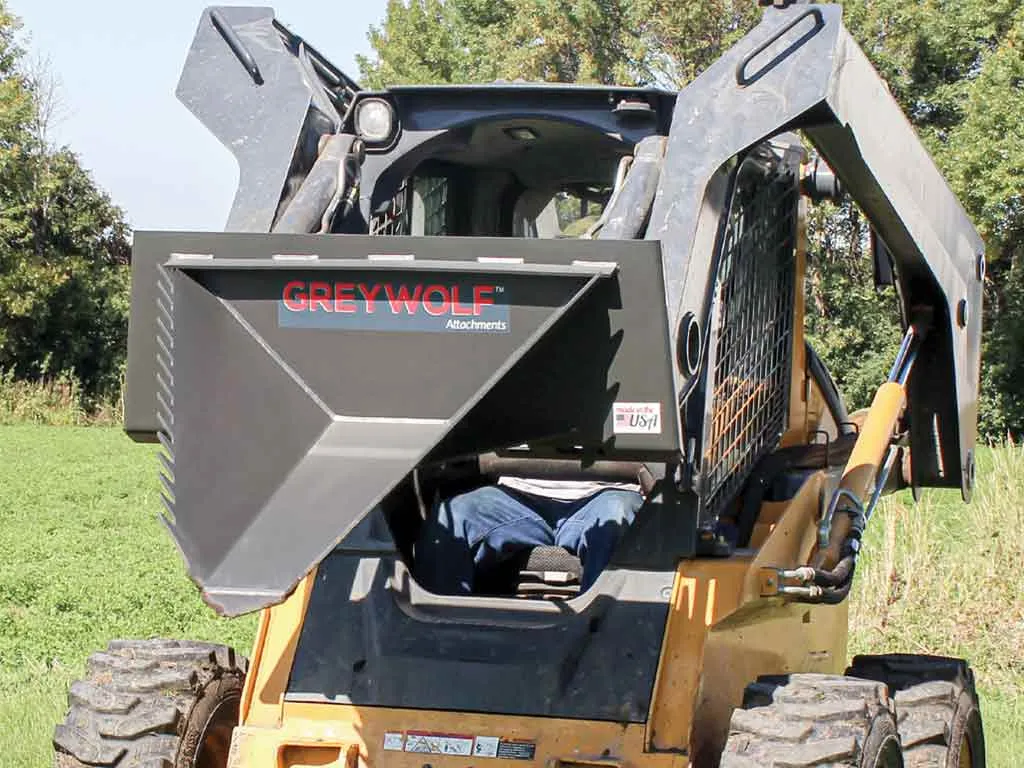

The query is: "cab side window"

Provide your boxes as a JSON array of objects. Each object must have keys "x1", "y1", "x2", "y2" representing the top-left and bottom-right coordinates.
[
  {"x1": 512, "y1": 186, "x2": 609, "y2": 239},
  {"x1": 412, "y1": 176, "x2": 451, "y2": 236}
]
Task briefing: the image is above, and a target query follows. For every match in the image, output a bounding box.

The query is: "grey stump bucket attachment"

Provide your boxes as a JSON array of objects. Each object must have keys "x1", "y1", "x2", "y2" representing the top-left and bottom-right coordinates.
[{"x1": 127, "y1": 233, "x2": 676, "y2": 615}]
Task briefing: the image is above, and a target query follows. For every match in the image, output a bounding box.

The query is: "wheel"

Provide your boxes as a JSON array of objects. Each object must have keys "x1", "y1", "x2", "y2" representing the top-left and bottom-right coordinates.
[
  {"x1": 720, "y1": 673, "x2": 903, "y2": 767},
  {"x1": 53, "y1": 639, "x2": 248, "y2": 768},
  {"x1": 846, "y1": 654, "x2": 985, "y2": 767}
]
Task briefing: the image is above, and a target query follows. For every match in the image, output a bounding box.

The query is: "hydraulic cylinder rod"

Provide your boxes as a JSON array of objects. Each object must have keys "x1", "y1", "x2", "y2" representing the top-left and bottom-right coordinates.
[
  {"x1": 813, "y1": 382, "x2": 905, "y2": 569},
  {"x1": 765, "y1": 318, "x2": 927, "y2": 603},
  {"x1": 814, "y1": 320, "x2": 924, "y2": 570}
]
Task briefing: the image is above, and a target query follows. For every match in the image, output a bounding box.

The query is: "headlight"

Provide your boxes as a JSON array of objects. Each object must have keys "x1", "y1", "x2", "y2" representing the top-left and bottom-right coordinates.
[{"x1": 354, "y1": 98, "x2": 396, "y2": 143}]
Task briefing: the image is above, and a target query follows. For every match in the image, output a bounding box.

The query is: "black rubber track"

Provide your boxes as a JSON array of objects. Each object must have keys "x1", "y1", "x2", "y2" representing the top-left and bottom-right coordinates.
[
  {"x1": 53, "y1": 638, "x2": 247, "y2": 768},
  {"x1": 720, "y1": 672, "x2": 903, "y2": 767},
  {"x1": 846, "y1": 654, "x2": 985, "y2": 768}
]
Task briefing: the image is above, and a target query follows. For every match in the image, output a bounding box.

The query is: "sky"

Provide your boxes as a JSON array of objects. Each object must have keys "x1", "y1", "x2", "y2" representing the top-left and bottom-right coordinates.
[{"x1": 12, "y1": 1, "x2": 389, "y2": 232}]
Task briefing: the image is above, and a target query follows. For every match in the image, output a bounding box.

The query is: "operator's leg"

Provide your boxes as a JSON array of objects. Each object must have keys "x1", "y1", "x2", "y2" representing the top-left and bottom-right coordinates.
[
  {"x1": 553, "y1": 490, "x2": 642, "y2": 590},
  {"x1": 414, "y1": 486, "x2": 554, "y2": 595}
]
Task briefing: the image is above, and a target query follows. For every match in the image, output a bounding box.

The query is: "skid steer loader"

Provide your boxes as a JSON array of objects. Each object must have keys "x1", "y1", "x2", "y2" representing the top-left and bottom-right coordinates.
[{"x1": 53, "y1": 3, "x2": 987, "y2": 767}]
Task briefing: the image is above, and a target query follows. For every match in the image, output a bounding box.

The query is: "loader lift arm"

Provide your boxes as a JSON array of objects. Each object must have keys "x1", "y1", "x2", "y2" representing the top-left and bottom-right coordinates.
[{"x1": 648, "y1": 3, "x2": 984, "y2": 505}]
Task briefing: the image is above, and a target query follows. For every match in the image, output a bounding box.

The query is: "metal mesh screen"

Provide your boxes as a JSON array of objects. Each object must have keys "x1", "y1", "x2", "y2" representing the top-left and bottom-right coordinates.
[
  {"x1": 369, "y1": 176, "x2": 451, "y2": 236},
  {"x1": 415, "y1": 176, "x2": 450, "y2": 236},
  {"x1": 369, "y1": 180, "x2": 411, "y2": 235},
  {"x1": 700, "y1": 163, "x2": 797, "y2": 520}
]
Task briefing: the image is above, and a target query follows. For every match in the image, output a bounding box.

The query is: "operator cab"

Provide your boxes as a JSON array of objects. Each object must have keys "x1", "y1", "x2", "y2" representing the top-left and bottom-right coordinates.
[
  {"x1": 324, "y1": 85, "x2": 676, "y2": 599},
  {"x1": 326, "y1": 83, "x2": 676, "y2": 239}
]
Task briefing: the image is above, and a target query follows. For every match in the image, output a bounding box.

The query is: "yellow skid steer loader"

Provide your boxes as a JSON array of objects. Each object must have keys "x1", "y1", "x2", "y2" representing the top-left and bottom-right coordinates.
[{"x1": 54, "y1": 3, "x2": 986, "y2": 766}]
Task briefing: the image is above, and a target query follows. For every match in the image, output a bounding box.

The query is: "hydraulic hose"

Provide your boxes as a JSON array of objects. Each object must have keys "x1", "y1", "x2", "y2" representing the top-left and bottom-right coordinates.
[{"x1": 774, "y1": 317, "x2": 927, "y2": 604}]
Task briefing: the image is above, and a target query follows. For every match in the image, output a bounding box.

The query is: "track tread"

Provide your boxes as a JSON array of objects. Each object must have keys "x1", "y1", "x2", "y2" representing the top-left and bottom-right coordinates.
[
  {"x1": 52, "y1": 639, "x2": 246, "y2": 768},
  {"x1": 721, "y1": 673, "x2": 899, "y2": 767},
  {"x1": 53, "y1": 724, "x2": 127, "y2": 765},
  {"x1": 97, "y1": 703, "x2": 181, "y2": 739},
  {"x1": 68, "y1": 681, "x2": 141, "y2": 715},
  {"x1": 846, "y1": 653, "x2": 984, "y2": 768}
]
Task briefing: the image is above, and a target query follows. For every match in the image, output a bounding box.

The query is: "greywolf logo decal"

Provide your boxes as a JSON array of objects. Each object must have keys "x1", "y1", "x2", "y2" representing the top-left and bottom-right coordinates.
[{"x1": 278, "y1": 279, "x2": 510, "y2": 333}]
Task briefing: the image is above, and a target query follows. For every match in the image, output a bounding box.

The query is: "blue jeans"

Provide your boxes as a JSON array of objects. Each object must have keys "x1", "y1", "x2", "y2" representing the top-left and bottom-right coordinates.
[{"x1": 414, "y1": 485, "x2": 642, "y2": 595}]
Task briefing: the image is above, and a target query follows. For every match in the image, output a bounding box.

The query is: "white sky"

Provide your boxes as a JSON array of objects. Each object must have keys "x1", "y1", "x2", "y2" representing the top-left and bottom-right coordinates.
[{"x1": 12, "y1": 1, "x2": 389, "y2": 231}]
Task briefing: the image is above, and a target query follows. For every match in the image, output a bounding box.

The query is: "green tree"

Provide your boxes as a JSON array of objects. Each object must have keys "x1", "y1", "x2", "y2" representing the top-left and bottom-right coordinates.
[
  {"x1": 0, "y1": 2, "x2": 131, "y2": 401},
  {"x1": 801, "y1": 203, "x2": 903, "y2": 411},
  {"x1": 359, "y1": 0, "x2": 472, "y2": 86},
  {"x1": 841, "y1": 1, "x2": 1024, "y2": 434},
  {"x1": 624, "y1": 1, "x2": 759, "y2": 86},
  {"x1": 940, "y1": 8, "x2": 1024, "y2": 436},
  {"x1": 359, "y1": 0, "x2": 637, "y2": 86},
  {"x1": 358, "y1": 0, "x2": 758, "y2": 87}
]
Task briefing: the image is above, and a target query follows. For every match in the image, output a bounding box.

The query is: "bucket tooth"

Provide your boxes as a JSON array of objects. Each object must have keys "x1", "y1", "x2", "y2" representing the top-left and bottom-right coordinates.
[
  {"x1": 155, "y1": 263, "x2": 176, "y2": 448},
  {"x1": 158, "y1": 451, "x2": 175, "y2": 483},
  {"x1": 159, "y1": 471, "x2": 176, "y2": 504}
]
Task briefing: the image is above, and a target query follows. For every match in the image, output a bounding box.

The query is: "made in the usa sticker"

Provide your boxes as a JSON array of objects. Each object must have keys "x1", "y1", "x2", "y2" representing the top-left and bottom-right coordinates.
[{"x1": 613, "y1": 402, "x2": 662, "y2": 434}]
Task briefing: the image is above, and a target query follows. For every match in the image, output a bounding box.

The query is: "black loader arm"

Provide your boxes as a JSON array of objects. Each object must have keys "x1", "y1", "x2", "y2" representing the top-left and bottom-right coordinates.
[
  {"x1": 175, "y1": 6, "x2": 360, "y2": 233},
  {"x1": 648, "y1": 3, "x2": 984, "y2": 499}
]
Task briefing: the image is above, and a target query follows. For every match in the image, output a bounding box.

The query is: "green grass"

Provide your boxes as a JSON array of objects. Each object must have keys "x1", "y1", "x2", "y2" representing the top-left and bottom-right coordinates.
[
  {"x1": 849, "y1": 444, "x2": 1024, "y2": 766},
  {"x1": 0, "y1": 426, "x2": 1021, "y2": 765},
  {"x1": 0, "y1": 426, "x2": 256, "y2": 767}
]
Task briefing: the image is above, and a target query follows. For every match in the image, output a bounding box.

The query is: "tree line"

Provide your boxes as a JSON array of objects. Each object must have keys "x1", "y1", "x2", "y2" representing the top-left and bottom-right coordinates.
[
  {"x1": 0, "y1": 3, "x2": 130, "y2": 406},
  {"x1": 2, "y1": 1, "x2": 1021, "y2": 435}
]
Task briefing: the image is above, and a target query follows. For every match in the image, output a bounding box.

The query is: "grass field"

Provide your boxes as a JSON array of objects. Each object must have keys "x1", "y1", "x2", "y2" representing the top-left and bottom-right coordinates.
[
  {"x1": 0, "y1": 426, "x2": 257, "y2": 766},
  {"x1": 0, "y1": 425, "x2": 1021, "y2": 766}
]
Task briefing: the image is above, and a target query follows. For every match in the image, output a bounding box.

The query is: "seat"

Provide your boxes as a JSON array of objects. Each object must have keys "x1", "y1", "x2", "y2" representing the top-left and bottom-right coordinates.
[{"x1": 475, "y1": 545, "x2": 583, "y2": 600}]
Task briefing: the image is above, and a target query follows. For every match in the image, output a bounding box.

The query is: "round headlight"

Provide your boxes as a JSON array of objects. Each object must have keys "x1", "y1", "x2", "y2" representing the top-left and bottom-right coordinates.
[{"x1": 354, "y1": 98, "x2": 395, "y2": 143}]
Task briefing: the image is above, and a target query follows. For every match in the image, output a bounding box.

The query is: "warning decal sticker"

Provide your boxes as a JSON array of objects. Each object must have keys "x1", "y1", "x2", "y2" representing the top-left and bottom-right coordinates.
[
  {"x1": 495, "y1": 740, "x2": 537, "y2": 760},
  {"x1": 404, "y1": 732, "x2": 474, "y2": 756},
  {"x1": 472, "y1": 736, "x2": 500, "y2": 758},
  {"x1": 612, "y1": 401, "x2": 662, "y2": 435},
  {"x1": 383, "y1": 732, "x2": 537, "y2": 760}
]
